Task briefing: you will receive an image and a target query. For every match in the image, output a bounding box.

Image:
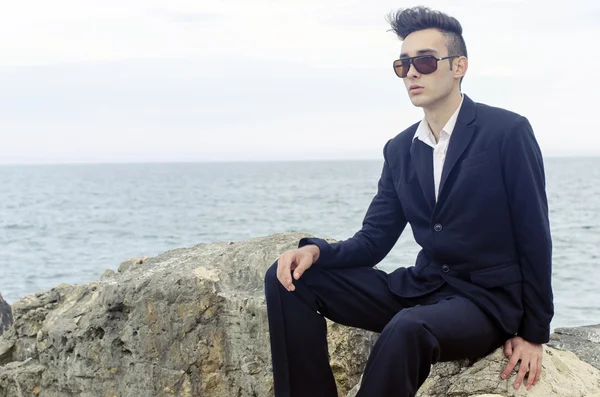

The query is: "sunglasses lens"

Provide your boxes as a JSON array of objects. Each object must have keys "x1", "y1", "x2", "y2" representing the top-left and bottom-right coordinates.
[
  {"x1": 413, "y1": 56, "x2": 438, "y2": 74},
  {"x1": 394, "y1": 56, "x2": 440, "y2": 78},
  {"x1": 393, "y1": 59, "x2": 408, "y2": 78}
]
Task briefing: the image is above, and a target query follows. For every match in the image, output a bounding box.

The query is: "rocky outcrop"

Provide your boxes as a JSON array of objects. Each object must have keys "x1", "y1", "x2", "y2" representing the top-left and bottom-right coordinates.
[
  {"x1": 419, "y1": 346, "x2": 599, "y2": 397},
  {"x1": 0, "y1": 294, "x2": 11, "y2": 336},
  {"x1": 347, "y1": 346, "x2": 600, "y2": 397},
  {"x1": 0, "y1": 233, "x2": 376, "y2": 397},
  {"x1": 548, "y1": 324, "x2": 600, "y2": 370},
  {"x1": 2, "y1": 232, "x2": 599, "y2": 397}
]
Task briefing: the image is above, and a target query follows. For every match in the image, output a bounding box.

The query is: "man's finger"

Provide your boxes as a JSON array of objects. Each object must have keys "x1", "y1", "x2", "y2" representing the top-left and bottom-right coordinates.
[
  {"x1": 504, "y1": 340, "x2": 513, "y2": 358},
  {"x1": 513, "y1": 358, "x2": 529, "y2": 390},
  {"x1": 526, "y1": 357, "x2": 538, "y2": 389},
  {"x1": 276, "y1": 257, "x2": 294, "y2": 291},
  {"x1": 501, "y1": 355, "x2": 519, "y2": 379},
  {"x1": 293, "y1": 255, "x2": 312, "y2": 280}
]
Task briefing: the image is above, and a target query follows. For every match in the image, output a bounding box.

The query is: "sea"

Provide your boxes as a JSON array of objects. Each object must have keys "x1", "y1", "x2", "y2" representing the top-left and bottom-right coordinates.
[{"x1": 1, "y1": 159, "x2": 599, "y2": 331}]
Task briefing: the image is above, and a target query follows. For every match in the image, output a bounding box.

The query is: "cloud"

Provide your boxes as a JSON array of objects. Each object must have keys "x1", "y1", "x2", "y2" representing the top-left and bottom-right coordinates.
[
  {"x1": 153, "y1": 9, "x2": 223, "y2": 24},
  {"x1": 0, "y1": 0, "x2": 598, "y2": 163}
]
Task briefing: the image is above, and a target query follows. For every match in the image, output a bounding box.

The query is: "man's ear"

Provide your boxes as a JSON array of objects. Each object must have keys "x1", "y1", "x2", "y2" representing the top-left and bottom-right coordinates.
[{"x1": 455, "y1": 56, "x2": 468, "y2": 79}]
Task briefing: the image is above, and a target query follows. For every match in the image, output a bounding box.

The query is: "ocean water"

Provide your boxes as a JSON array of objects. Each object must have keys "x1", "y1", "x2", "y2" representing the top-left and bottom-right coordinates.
[{"x1": 0, "y1": 159, "x2": 599, "y2": 331}]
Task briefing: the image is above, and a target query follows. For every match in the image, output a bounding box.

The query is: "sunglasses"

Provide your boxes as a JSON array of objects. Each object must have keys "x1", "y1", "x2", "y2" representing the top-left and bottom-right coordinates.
[{"x1": 393, "y1": 55, "x2": 459, "y2": 78}]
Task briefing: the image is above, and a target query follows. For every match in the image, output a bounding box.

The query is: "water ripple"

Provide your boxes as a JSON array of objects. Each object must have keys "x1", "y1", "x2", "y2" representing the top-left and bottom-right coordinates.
[{"x1": 0, "y1": 159, "x2": 599, "y2": 331}]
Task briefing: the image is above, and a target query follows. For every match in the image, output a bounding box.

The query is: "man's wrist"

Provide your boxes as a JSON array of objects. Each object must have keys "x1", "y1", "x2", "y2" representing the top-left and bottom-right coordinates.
[{"x1": 301, "y1": 244, "x2": 320, "y2": 263}]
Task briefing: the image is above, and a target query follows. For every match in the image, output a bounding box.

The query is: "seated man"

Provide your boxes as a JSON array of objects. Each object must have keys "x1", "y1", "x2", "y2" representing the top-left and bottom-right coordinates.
[{"x1": 264, "y1": 6, "x2": 553, "y2": 397}]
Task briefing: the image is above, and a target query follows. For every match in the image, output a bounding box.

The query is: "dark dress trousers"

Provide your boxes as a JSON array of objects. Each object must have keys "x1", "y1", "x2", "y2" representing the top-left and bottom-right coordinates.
[{"x1": 264, "y1": 95, "x2": 553, "y2": 397}]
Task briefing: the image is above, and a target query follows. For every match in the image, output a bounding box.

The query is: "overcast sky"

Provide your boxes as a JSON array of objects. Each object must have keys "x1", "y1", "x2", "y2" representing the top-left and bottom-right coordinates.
[{"x1": 1, "y1": 0, "x2": 598, "y2": 164}]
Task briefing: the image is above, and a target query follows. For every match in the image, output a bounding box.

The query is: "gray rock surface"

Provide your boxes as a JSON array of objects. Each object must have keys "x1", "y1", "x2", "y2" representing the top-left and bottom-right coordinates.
[
  {"x1": 548, "y1": 323, "x2": 600, "y2": 370},
  {"x1": 0, "y1": 294, "x2": 11, "y2": 336},
  {"x1": 347, "y1": 346, "x2": 600, "y2": 397},
  {"x1": 2, "y1": 233, "x2": 599, "y2": 397},
  {"x1": 0, "y1": 233, "x2": 377, "y2": 397}
]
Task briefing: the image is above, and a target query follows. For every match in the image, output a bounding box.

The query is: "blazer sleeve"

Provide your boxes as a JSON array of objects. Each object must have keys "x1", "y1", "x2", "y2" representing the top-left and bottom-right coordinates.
[
  {"x1": 501, "y1": 116, "x2": 554, "y2": 344},
  {"x1": 298, "y1": 140, "x2": 408, "y2": 269}
]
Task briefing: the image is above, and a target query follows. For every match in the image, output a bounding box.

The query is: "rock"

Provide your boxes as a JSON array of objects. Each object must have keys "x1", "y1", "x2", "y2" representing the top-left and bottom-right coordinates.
[
  {"x1": 347, "y1": 345, "x2": 600, "y2": 397},
  {"x1": 420, "y1": 347, "x2": 600, "y2": 397},
  {"x1": 0, "y1": 294, "x2": 11, "y2": 336},
  {"x1": 101, "y1": 269, "x2": 117, "y2": 280},
  {"x1": 548, "y1": 324, "x2": 600, "y2": 370},
  {"x1": 117, "y1": 256, "x2": 149, "y2": 273},
  {"x1": 3, "y1": 233, "x2": 599, "y2": 397},
  {"x1": 0, "y1": 233, "x2": 376, "y2": 397},
  {"x1": 470, "y1": 395, "x2": 505, "y2": 397}
]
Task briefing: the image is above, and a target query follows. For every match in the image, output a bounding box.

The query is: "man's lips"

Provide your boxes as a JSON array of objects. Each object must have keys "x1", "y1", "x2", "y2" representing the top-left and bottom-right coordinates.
[{"x1": 409, "y1": 85, "x2": 424, "y2": 94}]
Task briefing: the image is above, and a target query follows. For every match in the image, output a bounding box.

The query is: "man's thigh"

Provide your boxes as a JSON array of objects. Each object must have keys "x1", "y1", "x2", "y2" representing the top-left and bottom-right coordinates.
[
  {"x1": 293, "y1": 265, "x2": 408, "y2": 333},
  {"x1": 395, "y1": 295, "x2": 509, "y2": 361}
]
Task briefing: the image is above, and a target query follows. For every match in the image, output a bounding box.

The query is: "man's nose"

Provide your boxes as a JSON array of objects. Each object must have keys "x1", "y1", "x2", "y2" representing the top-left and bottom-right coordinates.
[{"x1": 406, "y1": 62, "x2": 420, "y2": 79}]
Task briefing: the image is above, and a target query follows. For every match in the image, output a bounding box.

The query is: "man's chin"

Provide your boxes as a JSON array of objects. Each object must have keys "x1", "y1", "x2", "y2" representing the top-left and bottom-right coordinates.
[{"x1": 408, "y1": 95, "x2": 427, "y2": 108}]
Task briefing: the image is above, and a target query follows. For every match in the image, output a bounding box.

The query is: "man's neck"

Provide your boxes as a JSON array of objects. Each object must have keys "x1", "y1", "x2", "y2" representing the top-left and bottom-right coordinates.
[{"x1": 423, "y1": 91, "x2": 463, "y2": 143}]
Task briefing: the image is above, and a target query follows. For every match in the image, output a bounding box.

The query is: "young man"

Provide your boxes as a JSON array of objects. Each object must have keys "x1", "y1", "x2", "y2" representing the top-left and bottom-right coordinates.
[{"x1": 264, "y1": 6, "x2": 553, "y2": 397}]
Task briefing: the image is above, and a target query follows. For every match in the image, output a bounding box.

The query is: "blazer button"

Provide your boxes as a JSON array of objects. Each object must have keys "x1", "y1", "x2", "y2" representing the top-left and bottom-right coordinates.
[
  {"x1": 434, "y1": 223, "x2": 443, "y2": 232},
  {"x1": 442, "y1": 264, "x2": 450, "y2": 272}
]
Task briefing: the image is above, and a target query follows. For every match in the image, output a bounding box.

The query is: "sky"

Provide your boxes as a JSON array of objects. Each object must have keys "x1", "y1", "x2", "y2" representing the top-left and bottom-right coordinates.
[{"x1": 0, "y1": 0, "x2": 599, "y2": 164}]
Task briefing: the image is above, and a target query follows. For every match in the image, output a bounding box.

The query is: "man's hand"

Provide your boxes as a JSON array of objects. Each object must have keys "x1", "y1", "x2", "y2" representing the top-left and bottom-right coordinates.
[
  {"x1": 276, "y1": 245, "x2": 320, "y2": 292},
  {"x1": 501, "y1": 336, "x2": 543, "y2": 390}
]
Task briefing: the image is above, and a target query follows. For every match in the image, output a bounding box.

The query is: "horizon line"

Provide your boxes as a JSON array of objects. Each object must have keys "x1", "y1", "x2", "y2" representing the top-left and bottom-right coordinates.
[{"x1": 1, "y1": 155, "x2": 599, "y2": 167}]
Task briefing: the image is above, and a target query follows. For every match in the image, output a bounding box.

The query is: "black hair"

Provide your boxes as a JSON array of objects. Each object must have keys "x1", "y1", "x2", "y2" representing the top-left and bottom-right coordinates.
[{"x1": 386, "y1": 6, "x2": 468, "y2": 59}]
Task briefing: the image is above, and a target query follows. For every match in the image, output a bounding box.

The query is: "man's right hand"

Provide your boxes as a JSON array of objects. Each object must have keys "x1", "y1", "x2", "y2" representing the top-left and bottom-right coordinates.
[{"x1": 276, "y1": 245, "x2": 320, "y2": 291}]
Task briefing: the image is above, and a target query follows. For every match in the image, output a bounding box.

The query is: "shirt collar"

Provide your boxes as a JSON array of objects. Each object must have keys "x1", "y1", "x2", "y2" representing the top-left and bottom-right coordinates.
[{"x1": 413, "y1": 94, "x2": 465, "y2": 143}]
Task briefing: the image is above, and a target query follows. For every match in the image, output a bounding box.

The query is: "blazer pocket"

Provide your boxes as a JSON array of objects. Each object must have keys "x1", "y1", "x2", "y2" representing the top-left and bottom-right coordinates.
[
  {"x1": 460, "y1": 150, "x2": 490, "y2": 170},
  {"x1": 470, "y1": 263, "x2": 522, "y2": 288}
]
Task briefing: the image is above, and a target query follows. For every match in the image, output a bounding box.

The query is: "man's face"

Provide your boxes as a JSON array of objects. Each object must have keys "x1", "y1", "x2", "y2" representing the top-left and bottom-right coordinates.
[{"x1": 399, "y1": 28, "x2": 458, "y2": 109}]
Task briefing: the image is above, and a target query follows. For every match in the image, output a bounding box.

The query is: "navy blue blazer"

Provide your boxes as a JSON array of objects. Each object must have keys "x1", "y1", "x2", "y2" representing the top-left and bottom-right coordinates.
[{"x1": 299, "y1": 94, "x2": 554, "y2": 344}]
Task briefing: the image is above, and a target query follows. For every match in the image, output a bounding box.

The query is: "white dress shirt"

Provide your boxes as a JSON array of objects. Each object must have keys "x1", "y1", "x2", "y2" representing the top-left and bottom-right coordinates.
[{"x1": 412, "y1": 95, "x2": 464, "y2": 201}]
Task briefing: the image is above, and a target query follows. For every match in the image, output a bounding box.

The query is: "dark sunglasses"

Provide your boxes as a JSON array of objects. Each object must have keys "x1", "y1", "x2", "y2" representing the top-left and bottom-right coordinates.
[{"x1": 393, "y1": 55, "x2": 459, "y2": 78}]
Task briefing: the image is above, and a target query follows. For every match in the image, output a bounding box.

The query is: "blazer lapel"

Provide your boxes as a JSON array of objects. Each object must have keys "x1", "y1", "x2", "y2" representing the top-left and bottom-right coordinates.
[
  {"x1": 438, "y1": 94, "x2": 477, "y2": 200},
  {"x1": 410, "y1": 138, "x2": 436, "y2": 212}
]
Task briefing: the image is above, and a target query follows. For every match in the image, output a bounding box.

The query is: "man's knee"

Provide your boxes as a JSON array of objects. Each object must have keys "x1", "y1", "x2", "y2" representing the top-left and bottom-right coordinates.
[
  {"x1": 265, "y1": 260, "x2": 314, "y2": 286},
  {"x1": 383, "y1": 309, "x2": 430, "y2": 339},
  {"x1": 265, "y1": 260, "x2": 279, "y2": 287}
]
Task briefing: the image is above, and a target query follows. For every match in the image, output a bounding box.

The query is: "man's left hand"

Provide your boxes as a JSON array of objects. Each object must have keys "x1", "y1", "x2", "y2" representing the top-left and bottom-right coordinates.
[{"x1": 501, "y1": 336, "x2": 543, "y2": 390}]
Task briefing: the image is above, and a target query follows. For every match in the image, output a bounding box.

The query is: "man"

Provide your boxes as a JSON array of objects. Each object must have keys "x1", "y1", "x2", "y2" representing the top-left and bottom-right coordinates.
[{"x1": 264, "y1": 6, "x2": 553, "y2": 397}]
